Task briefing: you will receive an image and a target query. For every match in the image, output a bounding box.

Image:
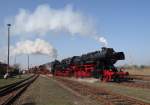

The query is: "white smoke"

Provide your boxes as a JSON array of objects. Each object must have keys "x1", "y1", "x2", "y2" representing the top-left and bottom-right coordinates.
[
  {"x1": 94, "y1": 36, "x2": 108, "y2": 47},
  {"x1": 12, "y1": 4, "x2": 93, "y2": 36},
  {"x1": 10, "y1": 4, "x2": 107, "y2": 46},
  {"x1": 11, "y1": 38, "x2": 57, "y2": 58}
]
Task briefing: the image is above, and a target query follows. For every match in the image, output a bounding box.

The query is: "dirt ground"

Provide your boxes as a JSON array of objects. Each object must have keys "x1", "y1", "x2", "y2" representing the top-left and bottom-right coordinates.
[
  {"x1": 13, "y1": 76, "x2": 100, "y2": 105},
  {"x1": 74, "y1": 78, "x2": 150, "y2": 103},
  {"x1": 12, "y1": 75, "x2": 150, "y2": 105},
  {"x1": 126, "y1": 68, "x2": 150, "y2": 75}
]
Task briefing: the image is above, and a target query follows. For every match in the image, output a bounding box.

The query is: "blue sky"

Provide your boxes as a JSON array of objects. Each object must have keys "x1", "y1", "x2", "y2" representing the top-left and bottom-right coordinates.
[{"x1": 0, "y1": 0, "x2": 150, "y2": 68}]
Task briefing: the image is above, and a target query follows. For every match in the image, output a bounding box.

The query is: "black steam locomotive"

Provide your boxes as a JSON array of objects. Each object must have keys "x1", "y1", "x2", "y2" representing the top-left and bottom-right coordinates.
[{"x1": 50, "y1": 47, "x2": 129, "y2": 82}]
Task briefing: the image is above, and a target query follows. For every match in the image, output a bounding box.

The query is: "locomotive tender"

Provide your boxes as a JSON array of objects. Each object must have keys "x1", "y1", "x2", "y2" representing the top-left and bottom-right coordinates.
[{"x1": 50, "y1": 47, "x2": 129, "y2": 82}]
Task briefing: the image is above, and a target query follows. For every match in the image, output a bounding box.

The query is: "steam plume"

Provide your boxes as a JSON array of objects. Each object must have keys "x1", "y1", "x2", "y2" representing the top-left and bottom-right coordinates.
[
  {"x1": 94, "y1": 36, "x2": 108, "y2": 47},
  {"x1": 12, "y1": 4, "x2": 93, "y2": 36},
  {"x1": 11, "y1": 38, "x2": 57, "y2": 58},
  {"x1": 10, "y1": 4, "x2": 108, "y2": 46}
]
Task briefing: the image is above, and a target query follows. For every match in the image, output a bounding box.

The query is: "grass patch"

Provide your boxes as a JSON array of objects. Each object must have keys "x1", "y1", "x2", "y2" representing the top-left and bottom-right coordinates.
[{"x1": 0, "y1": 74, "x2": 32, "y2": 87}]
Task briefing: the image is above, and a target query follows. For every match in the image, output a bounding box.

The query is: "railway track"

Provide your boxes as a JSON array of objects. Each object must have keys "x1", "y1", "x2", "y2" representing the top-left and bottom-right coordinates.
[
  {"x1": 115, "y1": 75, "x2": 150, "y2": 89},
  {"x1": 56, "y1": 77, "x2": 150, "y2": 105},
  {"x1": 0, "y1": 74, "x2": 38, "y2": 105}
]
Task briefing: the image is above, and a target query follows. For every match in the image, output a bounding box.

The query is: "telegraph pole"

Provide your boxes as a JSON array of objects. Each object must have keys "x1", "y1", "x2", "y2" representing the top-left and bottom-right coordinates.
[
  {"x1": 14, "y1": 56, "x2": 16, "y2": 64},
  {"x1": 7, "y1": 24, "x2": 11, "y2": 74},
  {"x1": 28, "y1": 55, "x2": 29, "y2": 70}
]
